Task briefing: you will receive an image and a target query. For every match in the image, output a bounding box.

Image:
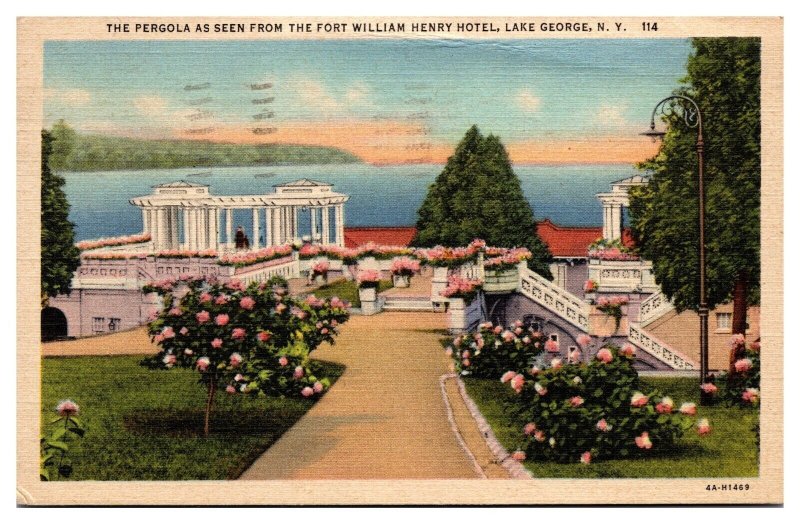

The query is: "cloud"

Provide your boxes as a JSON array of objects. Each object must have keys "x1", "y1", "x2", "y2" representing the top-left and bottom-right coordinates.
[
  {"x1": 288, "y1": 79, "x2": 374, "y2": 115},
  {"x1": 294, "y1": 80, "x2": 343, "y2": 113},
  {"x1": 132, "y1": 95, "x2": 169, "y2": 117},
  {"x1": 516, "y1": 89, "x2": 541, "y2": 112},
  {"x1": 44, "y1": 88, "x2": 92, "y2": 107},
  {"x1": 344, "y1": 81, "x2": 373, "y2": 107},
  {"x1": 593, "y1": 104, "x2": 631, "y2": 130}
]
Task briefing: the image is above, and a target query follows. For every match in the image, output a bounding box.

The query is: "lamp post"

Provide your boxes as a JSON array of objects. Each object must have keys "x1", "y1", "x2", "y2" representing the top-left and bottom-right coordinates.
[{"x1": 642, "y1": 95, "x2": 712, "y2": 404}]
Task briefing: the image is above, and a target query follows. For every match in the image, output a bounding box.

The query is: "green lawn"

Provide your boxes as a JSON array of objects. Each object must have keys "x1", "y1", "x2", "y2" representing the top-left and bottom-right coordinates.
[
  {"x1": 310, "y1": 278, "x2": 393, "y2": 307},
  {"x1": 41, "y1": 355, "x2": 344, "y2": 480},
  {"x1": 463, "y1": 376, "x2": 759, "y2": 478}
]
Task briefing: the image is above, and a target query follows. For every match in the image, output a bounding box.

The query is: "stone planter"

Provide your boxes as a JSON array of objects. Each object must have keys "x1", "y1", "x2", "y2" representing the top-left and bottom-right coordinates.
[
  {"x1": 313, "y1": 274, "x2": 328, "y2": 286},
  {"x1": 392, "y1": 274, "x2": 411, "y2": 288},
  {"x1": 431, "y1": 266, "x2": 449, "y2": 299},
  {"x1": 358, "y1": 286, "x2": 380, "y2": 315},
  {"x1": 585, "y1": 291, "x2": 597, "y2": 303},
  {"x1": 447, "y1": 296, "x2": 483, "y2": 334},
  {"x1": 483, "y1": 268, "x2": 518, "y2": 293}
]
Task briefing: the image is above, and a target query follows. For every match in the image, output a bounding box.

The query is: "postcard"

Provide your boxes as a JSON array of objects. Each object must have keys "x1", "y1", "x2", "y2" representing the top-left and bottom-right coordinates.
[{"x1": 17, "y1": 16, "x2": 783, "y2": 505}]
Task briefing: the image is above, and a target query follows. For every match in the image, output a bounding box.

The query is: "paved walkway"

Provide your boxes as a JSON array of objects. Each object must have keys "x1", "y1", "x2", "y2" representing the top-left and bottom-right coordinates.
[
  {"x1": 41, "y1": 326, "x2": 158, "y2": 357},
  {"x1": 239, "y1": 312, "x2": 481, "y2": 479}
]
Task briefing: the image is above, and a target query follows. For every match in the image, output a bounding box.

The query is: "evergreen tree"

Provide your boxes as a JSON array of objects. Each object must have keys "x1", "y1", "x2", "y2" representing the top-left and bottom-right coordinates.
[
  {"x1": 412, "y1": 125, "x2": 552, "y2": 278},
  {"x1": 41, "y1": 129, "x2": 80, "y2": 302},
  {"x1": 629, "y1": 38, "x2": 760, "y2": 351}
]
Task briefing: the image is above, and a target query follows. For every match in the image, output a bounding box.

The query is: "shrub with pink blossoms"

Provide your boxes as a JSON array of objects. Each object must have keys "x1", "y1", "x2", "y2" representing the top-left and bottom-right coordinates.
[
  {"x1": 356, "y1": 269, "x2": 381, "y2": 288},
  {"x1": 446, "y1": 321, "x2": 547, "y2": 378},
  {"x1": 441, "y1": 275, "x2": 483, "y2": 303},
  {"x1": 711, "y1": 337, "x2": 761, "y2": 408},
  {"x1": 389, "y1": 256, "x2": 421, "y2": 277},
  {"x1": 141, "y1": 275, "x2": 350, "y2": 435},
  {"x1": 503, "y1": 344, "x2": 699, "y2": 463}
]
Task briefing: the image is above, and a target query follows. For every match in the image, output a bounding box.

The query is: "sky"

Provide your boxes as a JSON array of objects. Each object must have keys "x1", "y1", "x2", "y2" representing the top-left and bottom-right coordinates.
[{"x1": 43, "y1": 38, "x2": 692, "y2": 164}]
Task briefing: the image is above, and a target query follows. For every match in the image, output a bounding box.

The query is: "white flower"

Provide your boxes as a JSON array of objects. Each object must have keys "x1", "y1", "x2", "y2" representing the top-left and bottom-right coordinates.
[
  {"x1": 573, "y1": 376, "x2": 582, "y2": 384},
  {"x1": 549, "y1": 437, "x2": 556, "y2": 448}
]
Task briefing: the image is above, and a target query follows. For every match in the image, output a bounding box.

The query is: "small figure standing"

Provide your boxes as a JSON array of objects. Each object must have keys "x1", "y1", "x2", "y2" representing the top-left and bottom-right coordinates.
[{"x1": 235, "y1": 226, "x2": 245, "y2": 250}]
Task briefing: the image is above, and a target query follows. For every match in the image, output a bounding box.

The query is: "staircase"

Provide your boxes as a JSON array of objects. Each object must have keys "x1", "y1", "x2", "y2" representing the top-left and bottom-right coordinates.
[
  {"x1": 517, "y1": 266, "x2": 592, "y2": 331},
  {"x1": 628, "y1": 322, "x2": 698, "y2": 370},
  {"x1": 382, "y1": 295, "x2": 435, "y2": 312}
]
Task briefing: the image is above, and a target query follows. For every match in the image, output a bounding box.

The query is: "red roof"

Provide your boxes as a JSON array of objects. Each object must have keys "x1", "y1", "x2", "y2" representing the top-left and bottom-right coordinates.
[
  {"x1": 344, "y1": 227, "x2": 417, "y2": 248},
  {"x1": 344, "y1": 221, "x2": 634, "y2": 258}
]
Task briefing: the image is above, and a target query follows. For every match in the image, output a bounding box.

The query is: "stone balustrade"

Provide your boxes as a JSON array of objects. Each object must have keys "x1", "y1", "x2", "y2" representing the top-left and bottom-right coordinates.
[
  {"x1": 587, "y1": 259, "x2": 659, "y2": 293},
  {"x1": 639, "y1": 291, "x2": 675, "y2": 326}
]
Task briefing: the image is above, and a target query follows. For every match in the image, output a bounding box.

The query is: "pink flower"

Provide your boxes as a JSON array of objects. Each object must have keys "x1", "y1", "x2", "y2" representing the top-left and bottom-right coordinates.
[
  {"x1": 522, "y1": 336, "x2": 531, "y2": 345},
  {"x1": 534, "y1": 382, "x2": 547, "y2": 396},
  {"x1": 301, "y1": 387, "x2": 314, "y2": 397},
  {"x1": 569, "y1": 396, "x2": 584, "y2": 408},
  {"x1": 313, "y1": 381, "x2": 324, "y2": 393},
  {"x1": 169, "y1": 307, "x2": 182, "y2": 316},
  {"x1": 211, "y1": 338, "x2": 223, "y2": 349},
  {"x1": 240, "y1": 296, "x2": 256, "y2": 310},
  {"x1": 215, "y1": 295, "x2": 229, "y2": 305},
  {"x1": 534, "y1": 430, "x2": 546, "y2": 442},
  {"x1": 530, "y1": 366, "x2": 541, "y2": 376},
  {"x1": 214, "y1": 314, "x2": 229, "y2": 326},
  {"x1": 196, "y1": 310, "x2": 210, "y2": 323},
  {"x1": 620, "y1": 344, "x2": 636, "y2": 357},
  {"x1": 523, "y1": 422, "x2": 537, "y2": 436},
  {"x1": 278, "y1": 356, "x2": 288, "y2": 367},
  {"x1": 231, "y1": 327, "x2": 246, "y2": 340},
  {"x1": 750, "y1": 341, "x2": 761, "y2": 352},
  {"x1": 550, "y1": 358, "x2": 563, "y2": 370},
  {"x1": 734, "y1": 358, "x2": 753, "y2": 373},
  {"x1": 275, "y1": 303, "x2": 287, "y2": 314},
  {"x1": 226, "y1": 385, "x2": 236, "y2": 394},
  {"x1": 679, "y1": 402, "x2": 697, "y2": 415},
  {"x1": 500, "y1": 371, "x2": 517, "y2": 384},
  {"x1": 162, "y1": 354, "x2": 177, "y2": 367},
  {"x1": 179, "y1": 327, "x2": 189, "y2": 336},
  {"x1": 544, "y1": 339, "x2": 559, "y2": 353},
  {"x1": 510, "y1": 374, "x2": 525, "y2": 393},
  {"x1": 514, "y1": 320, "x2": 524, "y2": 328},
  {"x1": 196, "y1": 357, "x2": 210, "y2": 372},
  {"x1": 462, "y1": 358, "x2": 471, "y2": 367},
  {"x1": 742, "y1": 388, "x2": 760, "y2": 404},
  {"x1": 631, "y1": 392, "x2": 648, "y2": 408},
  {"x1": 596, "y1": 419, "x2": 611, "y2": 432},
  {"x1": 701, "y1": 382, "x2": 718, "y2": 394},
  {"x1": 596, "y1": 347, "x2": 613, "y2": 363},
  {"x1": 153, "y1": 333, "x2": 165, "y2": 344},
  {"x1": 234, "y1": 373, "x2": 244, "y2": 382},
  {"x1": 56, "y1": 400, "x2": 79, "y2": 417},
  {"x1": 655, "y1": 396, "x2": 674, "y2": 414},
  {"x1": 568, "y1": 348, "x2": 582, "y2": 364},
  {"x1": 184, "y1": 348, "x2": 193, "y2": 356},
  {"x1": 293, "y1": 366, "x2": 304, "y2": 379},
  {"x1": 502, "y1": 330, "x2": 515, "y2": 343},
  {"x1": 514, "y1": 327, "x2": 523, "y2": 336},
  {"x1": 580, "y1": 451, "x2": 592, "y2": 465},
  {"x1": 576, "y1": 334, "x2": 592, "y2": 349},
  {"x1": 493, "y1": 325, "x2": 503, "y2": 335},
  {"x1": 230, "y1": 352, "x2": 243, "y2": 367},
  {"x1": 257, "y1": 331, "x2": 271, "y2": 342},
  {"x1": 635, "y1": 431, "x2": 653, "y2": 449},
  {"x1": 697, "y1": 418, "x2": 711, "y2": 436},
  {"x1": 729, "y1": 333, "x2": 746, "y2": 349},
  {"x1": 199, "y1": 292, "x2": 212, "y2": 303},
  {"x1": 444, "y1": 347, "x2": 453, "y2": 357},
  {"x1": 511, "y1": 450, "x2": 526, "y2": 462}
]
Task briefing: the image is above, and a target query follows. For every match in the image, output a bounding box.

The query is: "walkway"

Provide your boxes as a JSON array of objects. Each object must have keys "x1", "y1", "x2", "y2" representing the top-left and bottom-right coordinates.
[
  {"x1": 239, "y1": 312, "x2": 481, "y2": 479},
  {"x1": 42, "y1": 327, "x2": 157, "y2": 357}
]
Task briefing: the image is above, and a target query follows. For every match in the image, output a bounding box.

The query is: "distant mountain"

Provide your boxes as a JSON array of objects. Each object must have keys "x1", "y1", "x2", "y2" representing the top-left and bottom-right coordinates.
[{"x1": 58, "y1": 134, "x2": 362, "y2": 172}]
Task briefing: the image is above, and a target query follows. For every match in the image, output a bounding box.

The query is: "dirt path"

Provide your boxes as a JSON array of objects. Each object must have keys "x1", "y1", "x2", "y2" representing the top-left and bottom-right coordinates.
[
  {"x1": 239, "y1": 312, "x2": 483, "y2": 479},
  {"x1": 41, "y1": 327, "x2": 158, "y2": 357}
]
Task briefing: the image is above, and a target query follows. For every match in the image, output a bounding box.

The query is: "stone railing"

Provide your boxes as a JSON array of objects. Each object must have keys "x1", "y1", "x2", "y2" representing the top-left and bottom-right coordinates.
[
  {"x1": 639, "y1": 292, "x2": 675, "y2": 326},
  {"x1": 628, "y1": 322, "x2": 697, "y2": 370},
  {"x1": 588, "y1": 259, "x2": 659, "y2": 293},
  {"x1": 518, "y1": 265, "x2": 591, "y2": 331},
  {"x1": 231, "y1": 255, "x2": 299, "y2": 285}
]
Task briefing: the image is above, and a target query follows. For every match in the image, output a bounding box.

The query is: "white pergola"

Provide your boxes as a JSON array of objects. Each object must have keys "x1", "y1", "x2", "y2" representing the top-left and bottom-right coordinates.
[
  {"x1": 595, "y1": 174, "x2": 648, "y2": 241},
  {"x1": 130, "y1": 179, "x2": 349, "y2": 252}
]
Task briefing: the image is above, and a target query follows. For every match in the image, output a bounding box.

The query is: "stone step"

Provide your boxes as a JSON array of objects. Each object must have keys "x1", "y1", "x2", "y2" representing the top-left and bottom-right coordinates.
[{"x1": 382, "y1": 296, "x2": 435, "y2": 312}]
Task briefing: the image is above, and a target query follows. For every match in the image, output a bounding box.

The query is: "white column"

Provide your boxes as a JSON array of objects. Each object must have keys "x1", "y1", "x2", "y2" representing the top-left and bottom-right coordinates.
[
  {"x1": 189, "y1": 209, "x2": 198, "y2": 250},
  {"x1": 321, "y1": 205, "x2": 330, "y2": 245},
  {"x1": 281, "y1": 207, "x2": 288, "y2": 244},
  {"x1": 265, "y1": 208, "x2": 273, "y2": 246},
  {"x1": 142, "y1": 207, "x2": 151, "y2": 235},
  {"x1": 336, "y1": 204, "x2": 345, "y2": 247},
  {"x1": 150, "y1": 208, "x2": 159, "y2": 250},
  {"x1": 156, "y1": 208, "x2": 168, "y2": 251},
  {"x1": 211, "y1": 208, "x2": 220, "y2": 251},
  {"x1": 310, "y1": 207, "x2": 318, "y2": 243},
  {"x1": 273, "y1": 207, "x2": 282, "y2": 245},
  {"x1": 252, "y1": 208, "x2": 260, "y2": 249},
  {"x1": 183, "y1": 208, "x2": 191, "y2": 250},
  {"x1": 225, "y1": 208, "x2": 233, "y2": 249},
  {"x1": 609, "y1": 204, "x2": 622, "y2": 240},
  {"x1": 291, "y1": 207, "x2": 298, "y2": 242},
  {"x1": 169, "y1": 208, "x2": 178, "y2": 249}
]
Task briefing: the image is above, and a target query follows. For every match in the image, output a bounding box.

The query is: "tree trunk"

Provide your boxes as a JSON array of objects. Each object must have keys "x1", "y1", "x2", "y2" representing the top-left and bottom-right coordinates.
[
  {"x1": 729, "y1": 270, "x2": 749, "y2": 374},
  {"x1": 204, "y1": 380, "x2": 216, "y2": 437}
]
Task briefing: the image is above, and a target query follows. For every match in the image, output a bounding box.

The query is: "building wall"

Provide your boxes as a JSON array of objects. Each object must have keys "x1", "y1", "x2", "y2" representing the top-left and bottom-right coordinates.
[
  {"x1": 549, "y1": 259, "x2": 589, "y2": 297},
  {"x1": 644, "y1": 304, "x2": 761, "y2": 372},
  {"x1": 49, "y1": 289, "x2": 162, "y2": 338}
]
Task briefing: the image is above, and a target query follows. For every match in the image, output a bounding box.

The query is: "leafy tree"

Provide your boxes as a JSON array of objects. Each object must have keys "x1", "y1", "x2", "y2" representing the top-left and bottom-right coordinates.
[
  {"x1": 48, "y1": 119, "x2": 78, "y2": 171},
  {"x1": 412, "y1": 125, "x2": 552, "y2": 278},
  {"x1": 41, "y1": 129, "x2": 80, "y2": 303},
  {"x1": 629, "y1": 38, "x2": 760, "y2": 366}
]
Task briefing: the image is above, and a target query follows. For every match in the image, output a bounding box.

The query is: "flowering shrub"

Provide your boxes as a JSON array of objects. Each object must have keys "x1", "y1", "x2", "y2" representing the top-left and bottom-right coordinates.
[
  {"x1": 356, "y1": 269, "x2": 381, "y2": 288},
  {"x1": 595, "y1": 295, "x2": 629, "y2": 332},
  {"x1": 298, "y1": 243, "x2": 322, "y2": 259},
  {"x1": 76, "y1": 232, "x2": 151, "y2": 251},
  {"x1": 390, "y1": 256, "x2": 421, "y2": 276},
  {"x1": 311, "y1": 261, "x2": 330, "y2": 277},
  {"x1": 485, "y1": 248, "x2": 532, "y2": 271},
  {"x1": 322, "y1": 246, "x2": 361, "y2": 264},
  {"x1": 445, "y1": 320, "x2": 547, "y2": 378},
  {"x1": 157, "y1": 249, "x2": 219, "y2": 259},
  {"x1": 441, "y1": 275, "x2": 483, "y2": 302},
  {"x1": 141, "y1": 276, "x2": 350, "y2": 435},
  {"x1": 416, "y1": 245, "x2": 479, "y2": 268},
  {"x1": 41, "y1": 400, "x2": 86, "y2": 480},
  {"x1": 587, "y1": 238, "x2": 640, "y2": 261},
  {"x1": 357, "y1": 242, "x2": 415, "y2": 260},
  {"x1": 218, "y1": 244, "x2": 293, "y2": 267},
  {"x1": 710, "y1": 337, "x2": 760, "y2": 407},
  {"x1": 82, "y1": 252, "x2": 149, "y2": 260},
  {"x1": 505, "y1": 344, "x2": 703, "y2": 463}
]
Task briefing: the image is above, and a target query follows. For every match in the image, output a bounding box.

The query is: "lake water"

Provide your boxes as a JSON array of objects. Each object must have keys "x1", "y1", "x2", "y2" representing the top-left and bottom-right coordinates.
[{"x1": 63, "y1": 163, "x2": 638, "y2": 241}]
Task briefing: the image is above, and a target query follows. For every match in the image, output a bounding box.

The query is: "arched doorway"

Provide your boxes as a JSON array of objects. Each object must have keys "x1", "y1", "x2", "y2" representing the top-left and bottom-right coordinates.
[{"x1": 41, "y1": 307, "x2": 68, "y2": 341}]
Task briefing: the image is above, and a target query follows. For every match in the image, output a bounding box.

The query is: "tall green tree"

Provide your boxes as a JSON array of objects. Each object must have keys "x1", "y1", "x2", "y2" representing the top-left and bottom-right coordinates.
[
  {"x1": 41, "y1": 129, "x2": 80, "y2": 303},
  {"x1": 629, "y1": 38, "x2": 760, "y2": 356},
  {"x1": 48, "y1": 119, "x2": 78, "y2": 171},
  {"x1": 412, "y1": 125, "x2": 552, "y2": 278}
]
